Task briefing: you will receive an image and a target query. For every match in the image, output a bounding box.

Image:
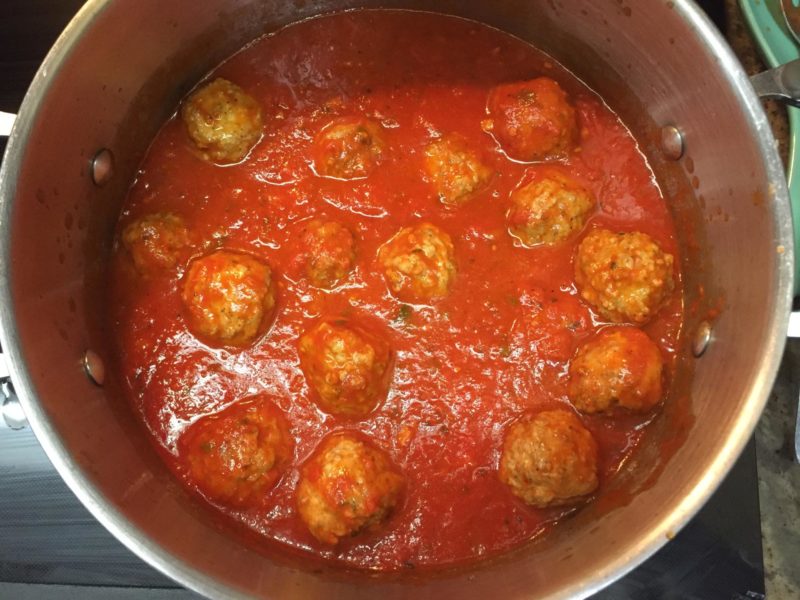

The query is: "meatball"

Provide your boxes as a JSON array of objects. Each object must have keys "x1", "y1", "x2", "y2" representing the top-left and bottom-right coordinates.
[
  {"x1": 182, "y1": 250, "x2": 276, "y2": 346},
  {"x1": 121, "y1": 212, "x2": 190, "y2": 275},
  {"x1": 486, "y1": 77, "x2": 578, "y2": 162},
  {"x1": 507, "y1": 171, "x2": 595, "y2": 246},
  {"x1": 181, "y1": 77, "x2": 263, "y2": 164},
  {"x1": 423, "y1": 136, "x2": 492, "y2": 206},
  {"x1": 575, "y1": 228, "x2": 675, "y2": 324},
  {"x1": 299, "y1": 220, "x2": 357, "y2": 288},
  {"x1": 180, "y1": 398, "x2": 293, "y2": 507},
  {"x1": 296, "y1": 434, "x2": 405, "y2": 545},
  {"x1": 377, "y1": 222, "x2": 457, "y2": 304},
  {"x1": 298, "y1": 320, "x2": 392, "y2": 417},
  {"x1": 313, "y1": 117, "x2": 386, "y2": 179},
  {"x1": 568, "y1": 327, "x2": 664, "y2": 414},
  {"x1": 499, "y1": 410, "x2": 598, "y2": 508}
]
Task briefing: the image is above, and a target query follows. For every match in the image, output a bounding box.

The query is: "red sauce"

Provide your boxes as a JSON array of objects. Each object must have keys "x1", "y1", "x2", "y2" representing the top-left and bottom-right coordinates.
[{"x1": 109, "y1": 10, "x2": 683, "y2": 570}]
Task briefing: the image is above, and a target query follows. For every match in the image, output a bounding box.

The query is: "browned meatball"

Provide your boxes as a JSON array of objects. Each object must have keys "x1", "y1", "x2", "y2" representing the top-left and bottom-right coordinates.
[
  {"x1": 423, "y1": 136, "x2": 492, "y2": 206},
  {"x1": 486, "y1": 77, "x2": 578, "y2": 162},
  {"x1": 568, "y1": 327, "x2": 663, "y2": 414},
  {"x1": 181, "y1": 78, "x2": 263, "y2": 164},
  {"x1": 299, "y1": 220, "x2": 357, "y2": 288},
  {"x1": 499, "y1": 410, "x2": 598, "y2": 508},
  {"x1": 575, "y1": 228, "x2": 675, "y2": 324},
  {"x1": 298, "y1": 319, "x2": 392, "y2": 417},
  {"x1": 377, "y1": 222, "x2": 457, "y2": 304},
  {"x1": 296, "y1": 434, "x2": 404, "y2": 545},
  {"x1": 180, "y1": 397, "x2": 293, "y2": 508},
  {"x1": 182, "y1": 250, "x2": 276, "y2": 346},
  {"x1": 121, "y1": 212, "x2": 190, "y2": 275},
  {"x1": 313, "y1": 117, "x2": 386, "y2": 179},
  {"x1": 507, "y1": 171, "x2": 595, "y2": 246}
]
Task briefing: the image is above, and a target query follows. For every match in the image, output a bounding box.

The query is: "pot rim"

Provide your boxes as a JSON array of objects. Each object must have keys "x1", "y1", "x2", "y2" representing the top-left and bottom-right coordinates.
[{"x1": 0, "y1": 1, "x2": 793, "y2": 598}]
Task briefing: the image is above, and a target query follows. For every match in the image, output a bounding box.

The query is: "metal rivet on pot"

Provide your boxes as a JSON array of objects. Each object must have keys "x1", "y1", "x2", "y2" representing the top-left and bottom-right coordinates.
[
  {"x1": 692, "y1": 321, "x2": 712, "y2": 357},
  {"x1": 660, "y1": 125, "x2": 684, "y2": 160},
  {"x1": 91, "y1": 149, "x2": 114, "y2": 186},
  {"x1": 84, "y1": 350, "x2": 105, "y2": 386}
]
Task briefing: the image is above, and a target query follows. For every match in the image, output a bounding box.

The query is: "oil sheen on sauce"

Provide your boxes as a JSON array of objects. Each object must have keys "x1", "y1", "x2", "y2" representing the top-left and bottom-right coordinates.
[{"x1": 109, "y1": 10, "x2": 683, "y2": 570}]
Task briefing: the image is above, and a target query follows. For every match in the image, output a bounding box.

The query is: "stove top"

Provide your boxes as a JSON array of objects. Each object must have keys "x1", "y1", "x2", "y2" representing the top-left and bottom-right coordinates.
[
  {"x1": 0, "y1": 1, "x2": 766, "y2": 598},
  {"x1": 0, "y1": 425, "x2": 767, "y2": 599}
]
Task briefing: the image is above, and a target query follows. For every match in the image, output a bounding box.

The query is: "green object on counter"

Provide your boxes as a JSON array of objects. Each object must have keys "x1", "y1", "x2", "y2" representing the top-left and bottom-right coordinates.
[{"x1": 740, "y1": 0, "x2": 800, "y2": 294}]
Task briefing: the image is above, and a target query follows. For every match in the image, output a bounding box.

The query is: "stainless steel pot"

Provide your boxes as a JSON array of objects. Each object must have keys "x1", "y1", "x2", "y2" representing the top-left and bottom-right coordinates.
[{"x1": 0, "y1": 1, "x2": 793, "y2": 598}]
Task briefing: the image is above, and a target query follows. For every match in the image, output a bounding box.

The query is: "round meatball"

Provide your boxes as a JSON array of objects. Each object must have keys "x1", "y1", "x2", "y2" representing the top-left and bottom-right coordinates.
[
  {"x1": 181, "y1": 77, "x2": 263, "y2": 164},
  {"x1": 568, "y1": 327, "x2": 664, "y2": 414},
  {"x1": 499, "y1": 410, "x2": 598, "y2": 508},
  {"x1": 297, "y1": 434, "x2": 404, "y2": 545},
  {"x1": 507, "y1": 171, "x2": 595, "y2": 246},
  {"x1": 575, "y1": 228, "x2": 675, "y2": 324},
  {"x1": 314, "y1": 117, "x2": 386, "y2": 179},
  {"x1": 299, "y1": 220, "x2": 357, "y2": 288},
  {"x1": 486, "y1": 77, "x2": 578, "y2": 162},
  {"x1": 377, "y1": 223, "x2": 457, "y2": 304},
  {"x1": 424, "y1": 136, "x2": 492, "y2": 206},
  {"x1": 121, "y1": 212, "x2": 190, "y2": 275},
  {"x1": 298, "y1": 320, "x2": 392, "y2": 417},
  {"x1": 182, "y1": 250, "x2": 276, "y2": 346},
  {"x1": 180, "y1": 398, "x2": 293, "y2": 507}
]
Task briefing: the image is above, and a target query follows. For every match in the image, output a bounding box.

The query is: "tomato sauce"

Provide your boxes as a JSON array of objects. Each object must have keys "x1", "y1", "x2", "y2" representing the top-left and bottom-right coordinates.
[{"x1": 109, "y1": 10, "x2": 683, "y2": 570}]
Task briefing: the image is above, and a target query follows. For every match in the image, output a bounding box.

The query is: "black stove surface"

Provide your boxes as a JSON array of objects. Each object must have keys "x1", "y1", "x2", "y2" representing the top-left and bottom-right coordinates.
[
  {"x1": 0, "y1": 426, "x2": 767, "y2": 599},
  {"x1": 0, "y1": 1, "x2": 765, "y2": 598}
]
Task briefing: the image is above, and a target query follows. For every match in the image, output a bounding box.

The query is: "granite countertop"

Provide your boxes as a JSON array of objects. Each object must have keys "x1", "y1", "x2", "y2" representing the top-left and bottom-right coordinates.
[{"x1": 726, "y1": 2, "x2": 800, "y2": 598}]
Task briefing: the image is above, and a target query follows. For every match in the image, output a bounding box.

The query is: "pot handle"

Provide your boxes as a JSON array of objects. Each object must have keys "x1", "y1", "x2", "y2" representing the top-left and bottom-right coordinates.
[
  {"x1": 752, "y1": 60, "x2": 800, "y2": 300},
  {"x1": 1, "y1": 382, "x2": 25, "y2": 430},
  {"x1": 0, "y1": 111, "x2": 22, "y2": 429},
  {"x1": 0, "y1": 111, "x2": 15, "y2": 138},
  {"x1": 750, "y1": 57, "x2": 800, "y2": 107},
  {"x1": 0, "y1": 352, "x2": 23, "y2": 429},
  {"x1": 751, "y1": 64, "x2": 800, "y2": 461},
  {"x1": 787, "y1": 314, "x2": 800, "y2": 463}
]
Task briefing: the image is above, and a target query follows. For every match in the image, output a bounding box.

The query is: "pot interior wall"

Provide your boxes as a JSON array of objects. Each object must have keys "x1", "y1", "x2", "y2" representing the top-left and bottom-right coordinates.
[{"x1": 1, "y1": 0, "x2": 791, "y2": 598}]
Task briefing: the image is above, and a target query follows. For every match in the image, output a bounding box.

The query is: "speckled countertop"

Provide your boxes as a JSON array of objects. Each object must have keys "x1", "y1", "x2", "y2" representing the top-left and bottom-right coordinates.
[{"x1": 726, "y1": 2, "x2": 800, "y2": 598}]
